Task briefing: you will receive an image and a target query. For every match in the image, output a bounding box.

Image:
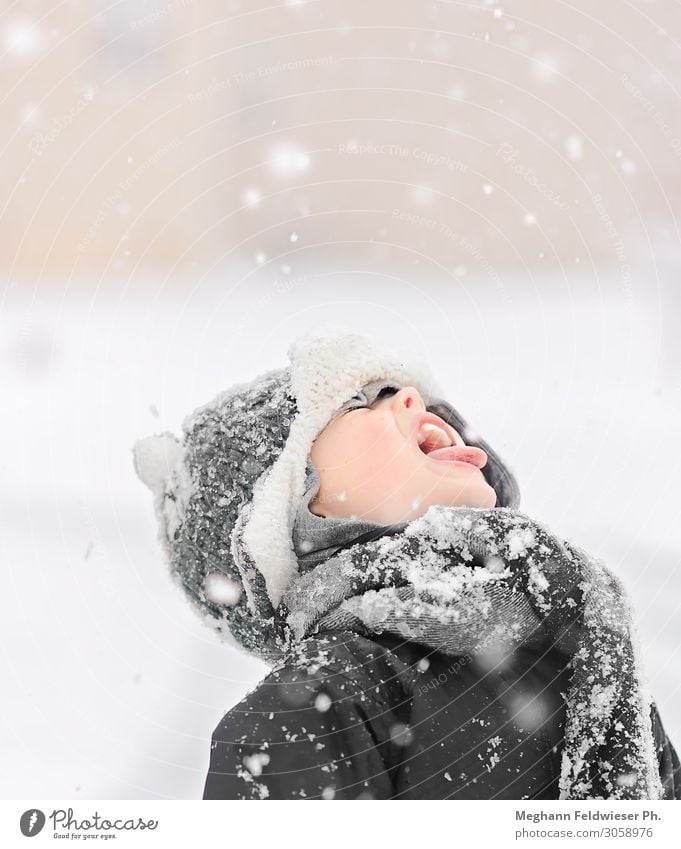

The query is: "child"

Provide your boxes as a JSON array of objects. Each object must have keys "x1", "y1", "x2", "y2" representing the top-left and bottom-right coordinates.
[{"x1": 133, "y1": 329, "x2": 680, "y2": 800}]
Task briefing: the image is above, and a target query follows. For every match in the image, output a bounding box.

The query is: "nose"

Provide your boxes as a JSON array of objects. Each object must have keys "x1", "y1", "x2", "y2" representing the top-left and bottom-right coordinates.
[
  {"x1": 391, "y1": 386, "x2": 427, "y2": 413},
  {"x1": 392, "y1": 385, "x2": 467, "y2": 447}
]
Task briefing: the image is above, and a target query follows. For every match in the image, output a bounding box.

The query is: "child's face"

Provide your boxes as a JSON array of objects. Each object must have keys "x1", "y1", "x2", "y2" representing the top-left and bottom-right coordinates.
[{"x1": 309, "y1": 385, "x2": 498, "y2": 523}]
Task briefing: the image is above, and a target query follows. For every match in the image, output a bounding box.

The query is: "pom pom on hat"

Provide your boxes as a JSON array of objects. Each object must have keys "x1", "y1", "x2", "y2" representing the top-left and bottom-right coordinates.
[{"x1": 132, "y1": 433, "x2": 184, "y2": 495}]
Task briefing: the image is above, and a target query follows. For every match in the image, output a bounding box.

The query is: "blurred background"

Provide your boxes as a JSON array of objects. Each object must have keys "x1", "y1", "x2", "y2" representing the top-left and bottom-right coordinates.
[{"x1": 1, "y1": 0, "x2": 680, "y2": 799}]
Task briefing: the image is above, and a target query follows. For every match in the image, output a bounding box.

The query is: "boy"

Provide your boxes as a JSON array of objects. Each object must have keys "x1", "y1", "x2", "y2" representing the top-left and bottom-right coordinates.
[{"x1": 133, "y1": 329, "x2": 680, "y2": 799}]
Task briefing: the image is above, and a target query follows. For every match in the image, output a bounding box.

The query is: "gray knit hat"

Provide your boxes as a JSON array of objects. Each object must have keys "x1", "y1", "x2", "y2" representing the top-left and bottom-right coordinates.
[{"x1": 132, "y1": 328, "x2": 520, "y2": 662}]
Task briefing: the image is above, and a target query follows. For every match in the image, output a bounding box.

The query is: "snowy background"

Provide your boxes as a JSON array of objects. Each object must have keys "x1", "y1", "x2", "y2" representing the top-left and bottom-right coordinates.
[{"x1": 1, "y1": 0, "x2": 680, "y2": 799}]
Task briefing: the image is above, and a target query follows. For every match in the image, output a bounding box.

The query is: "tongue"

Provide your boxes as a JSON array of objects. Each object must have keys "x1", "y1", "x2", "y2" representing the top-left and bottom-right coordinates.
[{"x1": 426, "y1": 445, "x2": 488, "y2": 468}]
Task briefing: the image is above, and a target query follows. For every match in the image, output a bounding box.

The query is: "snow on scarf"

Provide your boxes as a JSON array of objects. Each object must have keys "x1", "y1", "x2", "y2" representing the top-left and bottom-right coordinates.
[{"x1": 231, "y1": 500, "x2": 664, "y2": 801}]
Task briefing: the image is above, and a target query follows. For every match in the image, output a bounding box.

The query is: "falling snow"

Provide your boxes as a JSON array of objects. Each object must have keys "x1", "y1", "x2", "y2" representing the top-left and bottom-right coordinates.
[
  {"x1": 315, "y1": 693, "x2": 332, "y2": 713},
  {"x1": 242, "y1": 187, "x2": 261, "y2": 207},
  {"x1": 269, "y1": 144, "x2": 311, "y2": 176},
  {"x1": 4, "y1": 19, "x2": 44, "y2": 56},
  {"x1": 203, "y1": 572, "x2": 242, "y2": 606},
  {"x1": 390, "y1": 723, "x2": 415, "y2": 747},
  {"x1": 565, "y1": 134, "x2": 584, "y2": 162}
]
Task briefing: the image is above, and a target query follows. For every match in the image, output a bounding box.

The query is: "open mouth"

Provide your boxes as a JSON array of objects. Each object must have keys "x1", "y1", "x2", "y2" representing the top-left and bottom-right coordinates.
[
  {"x1": 416, "y1": 421, "x2": 453, "y2": 454},
  {"x1": 414, "y1": 414, "x2": 488, "y2": 469}
]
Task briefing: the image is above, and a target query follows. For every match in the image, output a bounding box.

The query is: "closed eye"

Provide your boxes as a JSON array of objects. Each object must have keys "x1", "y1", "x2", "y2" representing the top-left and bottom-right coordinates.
[
  {"x1": 376, "y1": 386, "x2": 398, "y2": 400},
  {"x1": 342, "y1": 386, "x2": 398, "y2": 414}
]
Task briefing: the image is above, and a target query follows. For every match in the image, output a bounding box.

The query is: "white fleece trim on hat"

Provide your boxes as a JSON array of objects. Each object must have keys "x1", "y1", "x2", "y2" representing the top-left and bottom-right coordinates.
[{"x1": 241, "y1": 327, "x2": 443, "y2": 608}]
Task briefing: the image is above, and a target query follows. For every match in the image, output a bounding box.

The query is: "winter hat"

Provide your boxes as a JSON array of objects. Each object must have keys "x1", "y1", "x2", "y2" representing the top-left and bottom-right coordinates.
[{"x1": 132, "y1": 328, "x2": 520, "y2": 660}]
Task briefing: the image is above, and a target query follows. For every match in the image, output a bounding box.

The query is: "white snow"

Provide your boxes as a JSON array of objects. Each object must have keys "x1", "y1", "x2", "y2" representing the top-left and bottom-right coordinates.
[
  {"x1": 242, "y1": 752, "x2": 270, "y2": 777},
  {"x1": 565, "y1": 134, "x2": 584, "y2": 162},
  {"x1": 314, "y1": 693, "x2": 332, "y2": 713},
  {"x1": 4, "y1": 19, "x2": 44, "y2": 57},
  {"x1": 241, "y1": 187, "x2": 261, "y2": 207},
  {"x1": 616, "y1": 772, "x2": 638, "y2": 788},
  {"x1": 485, "y1": 555, "x2": 506, "y2": 573},
  {"x1": 203, "y1": 573, "x2": 242, "y2": 607},
  {"x1": 531, "y1": 52, "x2": 560, "y2": 83},
  {"x1": 505, "y1": 527, "x2": 537, "y2": 559},
  {"x1": 389, "y1": 723, "x2": 414, "y2": 747},
  {"x1": 268, "y1": 144, "x2": 310, "y2": 176},
  {"x1": 132, "y1": 433, "x2": 184, "y2": 494}
]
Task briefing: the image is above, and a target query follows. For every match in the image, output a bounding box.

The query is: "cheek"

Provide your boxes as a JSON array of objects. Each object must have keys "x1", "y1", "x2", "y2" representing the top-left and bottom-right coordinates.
[
  {"x1": 311, "y1": 414, "x2": 413, "y2": 478},
  {"x1": 351, "y1": 417, "x2": 412, "y2": 475},
  {"x1": 335, "y1": 417, "x2": 388, "y2": 469}
]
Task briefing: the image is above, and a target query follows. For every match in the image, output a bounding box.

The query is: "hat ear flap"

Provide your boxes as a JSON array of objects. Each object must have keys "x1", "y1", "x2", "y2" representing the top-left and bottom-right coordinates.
[{"x1": 132, "y1": 433, "x2": 184, "y2": 495}]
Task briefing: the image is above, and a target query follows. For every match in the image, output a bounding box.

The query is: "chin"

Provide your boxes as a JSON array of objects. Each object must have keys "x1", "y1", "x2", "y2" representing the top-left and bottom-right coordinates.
[
  {"x1": 443, "y1": 479, "x2": 497, "y2": 509},
  {"x1": 471, "y1": 479, "x2": 497, "y2": 508},
  {"x1": 481, "y1": 485, "x2": 498, "y2": 508}
]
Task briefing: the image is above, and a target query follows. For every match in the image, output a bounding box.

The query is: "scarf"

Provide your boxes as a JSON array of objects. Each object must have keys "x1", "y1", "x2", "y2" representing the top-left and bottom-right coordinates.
[{"x1": 274, "y1": 504, "x2": 662, "y2": 800}]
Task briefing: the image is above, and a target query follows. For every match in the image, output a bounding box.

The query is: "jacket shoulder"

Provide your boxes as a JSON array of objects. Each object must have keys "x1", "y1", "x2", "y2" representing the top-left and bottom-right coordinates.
[
  {"x1": 281, "y1": 630, "x2": 419, "y2": 693},
  {"x1": 202, "y1": 631, "x2": 417, "y2": 799}
]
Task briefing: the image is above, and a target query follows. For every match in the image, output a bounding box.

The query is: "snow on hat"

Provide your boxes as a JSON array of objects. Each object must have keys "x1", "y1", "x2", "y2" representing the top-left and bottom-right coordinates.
[{"x1": 132, "y1": 327, "x2": 520, "y2": 661}]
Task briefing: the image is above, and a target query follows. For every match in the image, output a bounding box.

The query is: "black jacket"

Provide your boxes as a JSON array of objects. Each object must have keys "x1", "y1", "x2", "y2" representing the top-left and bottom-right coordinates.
[{"x1": 203, "y1": 630, "x2": 680, "y2": 800}]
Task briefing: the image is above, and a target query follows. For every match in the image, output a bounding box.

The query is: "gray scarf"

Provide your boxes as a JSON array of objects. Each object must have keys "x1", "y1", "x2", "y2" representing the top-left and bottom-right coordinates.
[{"x1": 272, "y1": 504, "x2": 663, "y2": 801}]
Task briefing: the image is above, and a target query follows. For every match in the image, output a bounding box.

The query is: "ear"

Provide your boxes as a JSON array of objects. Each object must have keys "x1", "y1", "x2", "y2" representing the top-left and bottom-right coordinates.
[{"x1": 132, "y1": 433, "x2": 184, "y2": 495}]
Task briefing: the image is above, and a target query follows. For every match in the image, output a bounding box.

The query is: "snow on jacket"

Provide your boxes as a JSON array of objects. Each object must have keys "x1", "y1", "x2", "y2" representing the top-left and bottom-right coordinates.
[{"x1": 202, "y1": 631, "x2": 679, "y2": 800}]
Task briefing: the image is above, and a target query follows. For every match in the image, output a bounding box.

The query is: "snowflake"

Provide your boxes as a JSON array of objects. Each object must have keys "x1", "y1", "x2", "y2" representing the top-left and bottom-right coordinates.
[
  {"x1": 242, "y1": 187, "x2": 261, "y2": 207},
  {"x1": 505, "y1": 527, "x2": 537, "y2": 559},
  {"x1": 390, "y1": 723, "x2": 414, "y2": 747},
  {"x1": 4, "y1": 20, "x2": 44, "y2": 57},
  {"x1": 616, "y1": 772, "x2": 638, "y2": 788},
  {"x1": 203, "y1": 572, "x2": 241, "y2": 606},
  {"x1": 565, "y1": 134, "x2": 584, "y2": 161},
  {"x1": 315, "y1": 692, "x2": 332, "y2": 713},
  {"x1": 531, "y1": 52, "x2": 560, "y2": 83},
  {"x1": 269, "y1": 144, "x2": 310, "y2": 176},
  {"x1": 242, "y1": 752, "x2": 270, "y2": 777}
]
